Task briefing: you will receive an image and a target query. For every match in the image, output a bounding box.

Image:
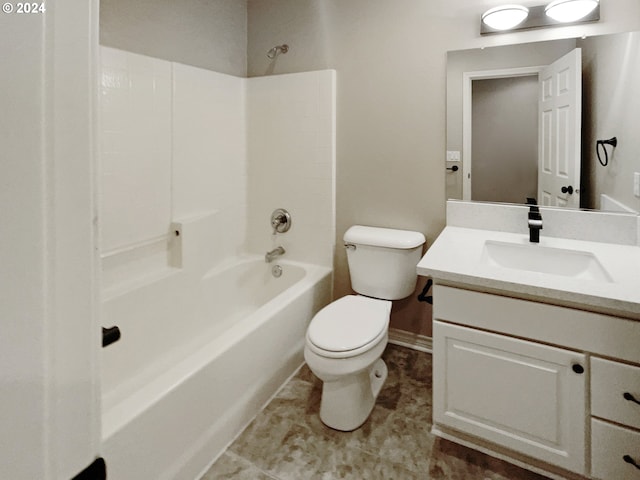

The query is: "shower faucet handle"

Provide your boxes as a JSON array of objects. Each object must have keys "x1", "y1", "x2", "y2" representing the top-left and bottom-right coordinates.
[
  {"x1": 272, "y1": 213, "x2": 285, "y2": 227},
  {"x1": 270, "y1": 208, "x2": 292, "y2": 234}
]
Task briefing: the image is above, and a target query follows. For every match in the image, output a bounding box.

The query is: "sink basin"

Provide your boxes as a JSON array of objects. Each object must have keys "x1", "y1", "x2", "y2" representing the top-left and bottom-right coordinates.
[{"x1": 481, "y1": 240, "x2": 613, "y2": 282}]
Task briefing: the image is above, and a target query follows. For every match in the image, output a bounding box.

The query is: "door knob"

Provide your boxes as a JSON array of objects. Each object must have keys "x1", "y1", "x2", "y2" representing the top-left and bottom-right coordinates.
[{"x1": 561, "y1": 185, "x2": 574, "y2": 194}]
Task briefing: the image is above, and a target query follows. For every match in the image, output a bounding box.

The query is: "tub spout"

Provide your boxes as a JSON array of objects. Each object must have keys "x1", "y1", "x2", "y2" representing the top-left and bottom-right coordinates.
[{"x1": 265, "y1": 246, "x2": 285, "y2": 263}]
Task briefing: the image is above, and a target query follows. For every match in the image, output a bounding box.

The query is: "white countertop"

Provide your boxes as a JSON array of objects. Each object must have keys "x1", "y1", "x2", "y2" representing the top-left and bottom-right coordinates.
[{"x1": 417, "y1": 226, "x2": 640, "y2": 319}]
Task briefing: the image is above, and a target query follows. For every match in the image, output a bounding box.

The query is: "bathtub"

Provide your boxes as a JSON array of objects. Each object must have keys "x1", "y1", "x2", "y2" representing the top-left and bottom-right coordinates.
[{"x1": 101, "y1": 256, "x2": 332, "y2": 480}]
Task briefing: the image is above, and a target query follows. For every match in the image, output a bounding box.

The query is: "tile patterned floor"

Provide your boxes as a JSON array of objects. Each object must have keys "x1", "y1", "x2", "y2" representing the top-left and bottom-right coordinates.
[{"x1": 200, "y1": 345, "x2": 550, "y2": 480}]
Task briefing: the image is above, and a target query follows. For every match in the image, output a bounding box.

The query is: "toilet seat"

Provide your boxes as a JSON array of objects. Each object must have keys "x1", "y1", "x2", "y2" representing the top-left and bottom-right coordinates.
[{"x1": 306, "y1": 295, "x2": 390, "y2": 359}]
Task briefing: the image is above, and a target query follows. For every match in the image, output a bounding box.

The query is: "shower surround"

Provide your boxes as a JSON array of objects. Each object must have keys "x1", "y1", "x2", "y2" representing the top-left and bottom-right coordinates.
[{"x1": 99, "y1": 47, "x2": 336, "y2": 480}]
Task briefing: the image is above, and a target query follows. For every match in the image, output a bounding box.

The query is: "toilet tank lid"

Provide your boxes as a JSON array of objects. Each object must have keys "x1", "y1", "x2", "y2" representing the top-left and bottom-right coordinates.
[{"x1": 344, "y1": 226, "x2": 426, "y2": 249}]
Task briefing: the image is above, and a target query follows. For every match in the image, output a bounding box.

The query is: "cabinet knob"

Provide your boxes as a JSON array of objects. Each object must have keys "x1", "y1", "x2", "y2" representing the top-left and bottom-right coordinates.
[{"x1": 571, "y1": 363, "x2": 584, "y2": 374}]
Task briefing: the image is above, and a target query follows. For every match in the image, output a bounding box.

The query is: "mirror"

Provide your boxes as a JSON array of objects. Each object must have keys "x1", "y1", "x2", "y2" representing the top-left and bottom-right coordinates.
[{"x1": 446, "y1": 30, "x2": 640, "y2": 214}]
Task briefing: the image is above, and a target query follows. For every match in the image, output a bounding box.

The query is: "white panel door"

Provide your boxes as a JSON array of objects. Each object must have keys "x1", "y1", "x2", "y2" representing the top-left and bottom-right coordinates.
[
  {"x1": 433, "y1": 321, "x2": 587, "y2": 475},
  {"x1": 538, "y1": 49, "x2": 582, "y2": 208},
  {"x1": 0, "y1": 2, "x2": 101, "y2": 479}
]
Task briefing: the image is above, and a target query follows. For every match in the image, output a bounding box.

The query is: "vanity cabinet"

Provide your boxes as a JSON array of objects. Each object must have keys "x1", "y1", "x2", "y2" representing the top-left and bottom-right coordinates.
[
  {"x1": 434, "y1": 321, "x2": 586, "y2": 474},
  {"x1": 432, "y1": 284, "x2": 640, "y2": 479}
]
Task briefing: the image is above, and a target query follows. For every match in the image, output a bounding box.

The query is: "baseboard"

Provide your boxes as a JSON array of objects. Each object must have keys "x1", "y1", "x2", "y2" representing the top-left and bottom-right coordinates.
[{"x1": 388, "y1": 328, "x2": 432, "y2": 353}]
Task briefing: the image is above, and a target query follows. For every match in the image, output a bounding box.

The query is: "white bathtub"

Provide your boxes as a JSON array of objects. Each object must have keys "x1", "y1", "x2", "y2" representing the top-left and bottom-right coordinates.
[{"x1": 101, "y1": 256, "x2": 332, "y2": 480}]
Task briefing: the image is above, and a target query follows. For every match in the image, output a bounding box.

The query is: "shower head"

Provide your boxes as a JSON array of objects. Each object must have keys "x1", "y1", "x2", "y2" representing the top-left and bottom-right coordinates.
[{"x1": 267, "y1": 44, "x2": 289, "y2": 59}]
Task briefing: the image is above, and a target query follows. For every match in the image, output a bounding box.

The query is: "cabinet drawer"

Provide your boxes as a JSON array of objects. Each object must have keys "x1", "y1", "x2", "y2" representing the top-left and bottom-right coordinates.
[
  {"x1": 591, "y1": 418, "x2": 640, "y2": 480},
  {"x1": 433, "y1": 285, "x2": 640, "y2": 364},
  {"x1": 592, "y1": 357, "x2": 640, "y2": 429}
]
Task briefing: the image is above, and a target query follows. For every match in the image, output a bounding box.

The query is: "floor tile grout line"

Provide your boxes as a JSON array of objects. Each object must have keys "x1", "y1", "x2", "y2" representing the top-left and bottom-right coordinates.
[{"x1": 225, "y1": 450, "x2": 282, "y2": 480}]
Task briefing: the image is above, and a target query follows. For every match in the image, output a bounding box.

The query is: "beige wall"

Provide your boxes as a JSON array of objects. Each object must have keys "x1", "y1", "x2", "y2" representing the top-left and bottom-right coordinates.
[
  {"x1": 100, "y1": 0, "x2": 247, "y2": 76},
  {"x1": 580, "y1": 31, "x2": 640, "y2": 212},
  {"x1": 247, "y1": 0, "x2": 640, "y2": 337}
]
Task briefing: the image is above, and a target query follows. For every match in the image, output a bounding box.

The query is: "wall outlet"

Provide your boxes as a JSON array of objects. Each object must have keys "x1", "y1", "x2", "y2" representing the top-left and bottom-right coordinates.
[
  {"x1": 634, "y1": 172, "x2": 640, "y2": 197},
  {"x1": 446, "y1": 150, "x2": 460, "y2": 162}
]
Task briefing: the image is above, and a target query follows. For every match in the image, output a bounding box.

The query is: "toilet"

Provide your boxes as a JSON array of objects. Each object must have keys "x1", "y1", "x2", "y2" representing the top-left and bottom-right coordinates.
[{"x1": 304, "y1": 225, "x2": 426, "y2": 431}]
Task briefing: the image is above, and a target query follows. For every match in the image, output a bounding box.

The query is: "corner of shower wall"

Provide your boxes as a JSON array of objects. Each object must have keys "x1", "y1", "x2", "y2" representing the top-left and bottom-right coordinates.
[
  {"x1": 245, "y1": 70, "x2": 336, "y2": 268},
  {"x1": 171, "y1": 61, "x2": 249, "y2": 265},
  {"x1": 99, "y1": 46, "x2": 249, "y2": 288},
  {"x1": 99, "y1": 46, "x2": 177, "y2": 299}
]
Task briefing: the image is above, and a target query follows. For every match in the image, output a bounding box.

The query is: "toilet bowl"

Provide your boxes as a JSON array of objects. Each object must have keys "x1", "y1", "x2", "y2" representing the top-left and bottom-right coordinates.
[
  {"x1": 304, "y1": 295, "x2": 391, "y2": 431},
  {"x1": 304, "y1": 225, "x2": 426, "y2": 431}
]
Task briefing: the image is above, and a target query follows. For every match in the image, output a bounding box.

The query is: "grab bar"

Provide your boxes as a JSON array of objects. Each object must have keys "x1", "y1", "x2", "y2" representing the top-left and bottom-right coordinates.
[{"x1": 102, "y1": 326, "x2": 121, "y2": 348}]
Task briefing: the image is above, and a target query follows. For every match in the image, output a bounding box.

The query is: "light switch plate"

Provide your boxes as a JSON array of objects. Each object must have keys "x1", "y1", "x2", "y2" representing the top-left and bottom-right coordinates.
[{"x1": 446, "y1": 151, "x2": 460, "y2": 162}]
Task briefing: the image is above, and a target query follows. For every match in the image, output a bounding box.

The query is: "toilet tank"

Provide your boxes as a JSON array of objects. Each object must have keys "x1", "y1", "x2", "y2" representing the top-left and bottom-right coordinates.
[{"x1": 344, "y1": 225, "x2": 426, "y2": 300}]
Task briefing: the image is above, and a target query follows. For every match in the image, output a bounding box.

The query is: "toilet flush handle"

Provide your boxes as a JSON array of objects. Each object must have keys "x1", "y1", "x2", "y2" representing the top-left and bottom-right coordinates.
[{"x1": 344, "y1": 243, "x2": 356, "y2": 250}]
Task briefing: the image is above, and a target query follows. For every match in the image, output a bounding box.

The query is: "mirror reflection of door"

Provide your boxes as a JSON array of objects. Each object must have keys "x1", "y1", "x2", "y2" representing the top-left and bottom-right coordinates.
[
  {"x1": 538, "y1": 48, "x2": 582, "y2": 208},
  {"x1": 464, "y1": 48, "x2": 582, "y2": 207}
]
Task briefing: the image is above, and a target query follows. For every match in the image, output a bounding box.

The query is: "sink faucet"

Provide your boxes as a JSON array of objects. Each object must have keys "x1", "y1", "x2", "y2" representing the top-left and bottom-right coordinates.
[
  {"x1": 526, "y1": 198, "x2": 543, "y2": 243},
  {"x1": 265, "y1": 246, "x2": 285, "y2": 263}
]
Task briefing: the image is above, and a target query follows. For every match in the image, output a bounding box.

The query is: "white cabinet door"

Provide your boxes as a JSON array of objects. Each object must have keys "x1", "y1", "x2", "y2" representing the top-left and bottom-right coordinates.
[{"x1": 433, "y1": 321, "x2": 587, "y2": 475}]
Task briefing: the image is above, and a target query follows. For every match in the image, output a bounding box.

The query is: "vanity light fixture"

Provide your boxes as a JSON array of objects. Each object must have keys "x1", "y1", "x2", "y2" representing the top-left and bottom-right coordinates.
[
  {"x1": 481, "y1": 0, "x2": 600, "y2": 35},
  {"x1": 481, "y1": 5, "x2": 530, "y2": 30},
  {"x1": 545, "y1": 0, "x2": 599, "y2": 22}
]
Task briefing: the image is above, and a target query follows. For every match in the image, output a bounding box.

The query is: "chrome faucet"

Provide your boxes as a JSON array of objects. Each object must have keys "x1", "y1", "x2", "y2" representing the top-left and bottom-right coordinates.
[
  {"x1": 526, "y1": 198, "x2": 543, "y2": 243},
  {"x1": 265, "y1": 246, "x2": 285, "y2": 263}
]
